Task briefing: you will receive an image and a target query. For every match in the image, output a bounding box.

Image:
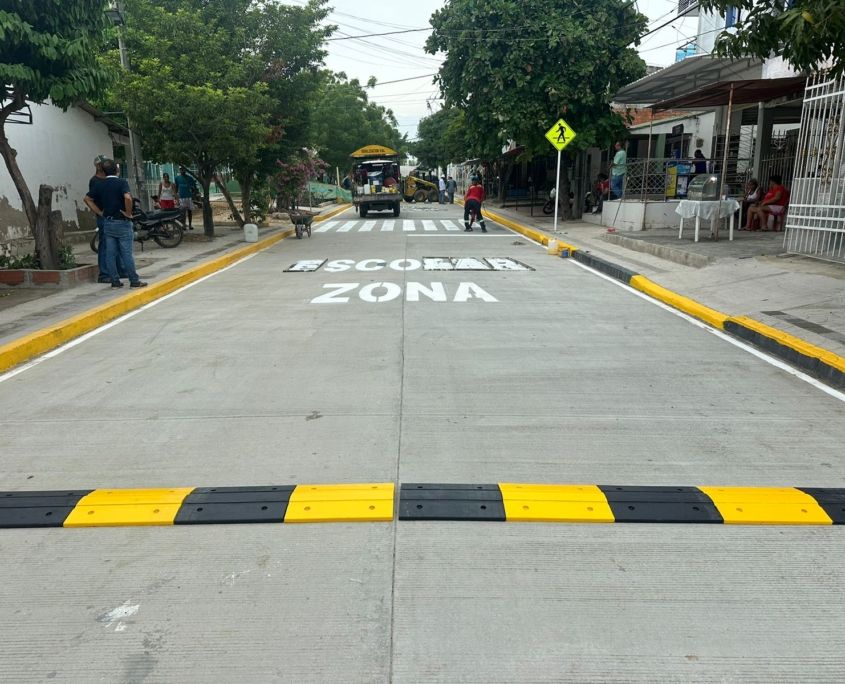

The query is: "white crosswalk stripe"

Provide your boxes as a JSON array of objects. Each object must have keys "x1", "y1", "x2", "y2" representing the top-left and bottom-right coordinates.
[
  {"x1": 312, "y1": 218, "x2": 489, "y2": 233},
  {"x1": 314, "y1": 220, "x2": 339, "y2": 233}
]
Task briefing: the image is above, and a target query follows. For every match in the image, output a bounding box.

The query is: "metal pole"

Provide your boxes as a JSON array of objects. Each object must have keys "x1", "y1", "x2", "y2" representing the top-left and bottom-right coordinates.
[
  {"x1": 116, "y1": 1, "x2": 148, "y2": 210},
  {"x1": 553, "y1": 149, "x2": 561, "y2": 232},
  {"x1": 716, "y1": 83, "x2": 735, "y2": 240}
]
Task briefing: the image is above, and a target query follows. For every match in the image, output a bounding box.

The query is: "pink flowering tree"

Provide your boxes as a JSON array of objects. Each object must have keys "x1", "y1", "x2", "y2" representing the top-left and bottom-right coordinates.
[{"x1": 274, "y1": 153, "x2": 328, "y2": 212}]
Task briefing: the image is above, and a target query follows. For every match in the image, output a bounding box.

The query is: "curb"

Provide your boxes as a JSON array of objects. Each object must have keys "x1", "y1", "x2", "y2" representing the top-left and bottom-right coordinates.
[
  {"x1": 1, "y1": 483, "x2": 842, "y2": 528},
  {"x1": 0, "y1": 205, "x2": 351, "y2": 375},
  {"x1": 484, "y1": 209, "x2": 845, "y2": 390}
]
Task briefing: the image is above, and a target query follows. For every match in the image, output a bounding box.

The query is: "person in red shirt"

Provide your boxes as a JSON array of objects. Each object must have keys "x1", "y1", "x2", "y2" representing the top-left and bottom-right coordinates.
[
  {"x1": 746, "y1": 174, "x2": 790, "y2": 231},
  {"x1": 464, "y1": 176, "x2": 487, "y2": 232}
]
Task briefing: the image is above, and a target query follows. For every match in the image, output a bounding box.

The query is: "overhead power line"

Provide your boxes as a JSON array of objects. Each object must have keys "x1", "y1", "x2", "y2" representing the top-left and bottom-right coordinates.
[{"x1": 367, "y1": 74, "x2": 438, "y2": 87}]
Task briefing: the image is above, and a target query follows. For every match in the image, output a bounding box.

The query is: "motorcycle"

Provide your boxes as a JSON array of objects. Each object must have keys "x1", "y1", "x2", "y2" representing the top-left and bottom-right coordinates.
[
  {"x1": 542, "y1": 188, "x2": 576, "y2": 215},
  {"x1": 90, "y1": 202, "x2": 185, "y2": 253}
]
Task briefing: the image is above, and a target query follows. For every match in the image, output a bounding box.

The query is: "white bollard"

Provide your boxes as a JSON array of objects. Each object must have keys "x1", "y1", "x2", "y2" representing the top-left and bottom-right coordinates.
[
  {"x1": 243, "y1": 223, "x2": 258, "y2": 243},
  {"x1": 547, "y1": 239, "x2": 558, "y2": 255}
]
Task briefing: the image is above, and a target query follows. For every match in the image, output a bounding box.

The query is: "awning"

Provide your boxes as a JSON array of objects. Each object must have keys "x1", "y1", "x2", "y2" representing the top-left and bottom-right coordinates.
[
  {"x1": 651, "y1": 76, "x2": 807, "y2": 110},
  {"x1": 613, "y1": 56, "x2": 763, "y2": 105}
]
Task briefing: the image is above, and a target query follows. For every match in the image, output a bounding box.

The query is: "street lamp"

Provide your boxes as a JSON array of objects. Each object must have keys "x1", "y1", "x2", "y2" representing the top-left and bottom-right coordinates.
[{"x1": 105, "y1": 1, "x2": 149, "y2": 209}]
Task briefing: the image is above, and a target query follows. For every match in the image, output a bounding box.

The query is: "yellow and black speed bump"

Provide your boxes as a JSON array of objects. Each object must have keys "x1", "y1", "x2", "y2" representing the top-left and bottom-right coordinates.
[
  {"x1": 1, "y1": 483, "x2": 844, "y2": 528},
  {"x1": 399, "y1": 484, "x2": 505, "y2": 521}
]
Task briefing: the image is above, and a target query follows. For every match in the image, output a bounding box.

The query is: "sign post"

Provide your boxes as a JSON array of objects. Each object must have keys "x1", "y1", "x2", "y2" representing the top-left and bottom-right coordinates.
[{"x1": 544, "y1": 118, "x2": 577, "y2": 233}]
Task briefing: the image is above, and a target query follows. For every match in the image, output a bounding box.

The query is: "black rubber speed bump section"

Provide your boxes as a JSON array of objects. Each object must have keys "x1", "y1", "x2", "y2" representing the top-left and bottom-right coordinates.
[
  {"x1": 598, "y1": 485, "x2": 723, "y2": 524},
  {"x1": 399, "y1": 484, "x2": 505, "y2": 521},
  {"x1": 174, "y1": 486, "x2": 295, "y2": 525},
  {"x1": 798, "y1": 488, "x2": 845, "y2": 524},
  {"x1": 0, "y1": 490, "x2": 92, "y2": 528}
]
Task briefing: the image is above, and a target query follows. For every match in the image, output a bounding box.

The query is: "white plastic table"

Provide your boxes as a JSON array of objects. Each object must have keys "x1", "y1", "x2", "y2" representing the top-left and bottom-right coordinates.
[{"x1": 676, "y1": 199, "x2": 741, "y2": 242}]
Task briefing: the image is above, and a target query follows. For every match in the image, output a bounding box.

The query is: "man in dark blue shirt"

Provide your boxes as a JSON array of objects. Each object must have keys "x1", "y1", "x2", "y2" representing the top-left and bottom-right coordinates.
[
  {"x1": 89, "y1": 155, "x2": 127, "y2": 282},
  {"x1": 84, "y1": 159, "x2": 147, "y2": 288}
]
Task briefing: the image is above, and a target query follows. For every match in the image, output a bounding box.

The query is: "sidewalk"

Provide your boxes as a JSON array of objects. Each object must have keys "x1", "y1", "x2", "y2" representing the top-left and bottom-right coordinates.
[
  {"x1": 490, "y1": 203, "x2": 845, "y2": 359},
  {"x1": 0, "y1": 205, "x2": 343, "y2": 349}
]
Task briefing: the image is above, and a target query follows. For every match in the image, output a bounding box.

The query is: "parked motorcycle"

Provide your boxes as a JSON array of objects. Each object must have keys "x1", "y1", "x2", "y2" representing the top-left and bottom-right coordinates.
[
  {"x1": 542, "y1": 188, "x2": 576, "y2": 215},
  {"x1": 90, "y1": 203, "x2": 185, "y2": 253}
]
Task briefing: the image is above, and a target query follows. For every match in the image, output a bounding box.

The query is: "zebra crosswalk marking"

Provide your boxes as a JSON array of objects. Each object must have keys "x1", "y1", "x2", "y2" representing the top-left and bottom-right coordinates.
[
  {"x1": 402, "y1": 220, "x2": 416, "y2": 232},
  {"x1": 314, "y1": 221, "x2": 338, "y2": 233},
  {"x1": 422, "y1": 220, "x2": 438, "y2": 232},
  {"x1": 381, "y1": 220, "x2": 395, "y2": 232},
  {"x1": 441, "y1": 220, "x2": 461, "y2": 231},
  {"x1": 337, "y1": 220, "x2": 357, "y2": 232},
  {"x1": 360, "y1": 221, "x2": 377, "y2": 232}
]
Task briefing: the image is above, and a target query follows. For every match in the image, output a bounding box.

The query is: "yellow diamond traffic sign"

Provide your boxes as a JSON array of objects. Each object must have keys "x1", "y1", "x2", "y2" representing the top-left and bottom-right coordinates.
[{"x1": 545, "y1": 118, "x2": 577, "y2": 151}]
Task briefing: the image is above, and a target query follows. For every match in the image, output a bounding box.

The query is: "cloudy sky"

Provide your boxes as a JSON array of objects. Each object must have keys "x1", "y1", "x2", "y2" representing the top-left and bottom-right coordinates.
[{"x1": 287, "y1": 0, "x2": 698, "y2": 139}]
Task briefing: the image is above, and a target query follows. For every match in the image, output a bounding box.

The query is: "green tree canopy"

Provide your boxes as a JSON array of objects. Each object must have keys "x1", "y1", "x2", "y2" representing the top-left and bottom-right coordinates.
[
  {"x1": 700, "y1": 0, "x2": 845, "y2": 76},
  {"x1": 412, "y1": 107, "x2": 468, "y2": 171},
  {"x1": 116, "y1": 0, "x2": 332, "y2": 232},
  {"x1": 0, "y1": 0, "x2": 113, "y2": 267},
  {"x1": 426, "y1": 0, "x2": 647, "y2": 158},
  {"x1": 310, "y1": 73, "x2": 406, "y2": 173}
]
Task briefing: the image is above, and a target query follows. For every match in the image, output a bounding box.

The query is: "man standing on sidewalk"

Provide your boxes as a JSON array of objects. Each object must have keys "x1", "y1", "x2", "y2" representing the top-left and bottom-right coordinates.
[
  {"x1": 446, "y1": 175, "x2": 457, "y2": 203},
  {"x1": 175, "y1": 166, "x2": 197, "y2": 229},
  {"x1": 438, "y1": 175, "x2": 447, "y2": 204},
  {"x1": 610, "y1": 141, "x2": 627, "y2": 199},
  {"x1": 90, "y1": 156, "x2": 127, "y2": 283},
  {"x1": 84, "y1": 159, "x2": 147, "y2": 289}
]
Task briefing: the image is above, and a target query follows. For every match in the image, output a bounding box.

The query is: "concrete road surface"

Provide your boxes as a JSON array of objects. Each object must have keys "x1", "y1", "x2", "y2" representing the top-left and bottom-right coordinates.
[{"x1": 1, "y1": 202, "x2": 844, "y2": 682}]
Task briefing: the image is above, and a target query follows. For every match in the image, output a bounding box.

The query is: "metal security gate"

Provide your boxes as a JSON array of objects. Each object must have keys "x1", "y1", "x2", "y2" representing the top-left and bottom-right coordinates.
[{"x1": 784, "y1": 72, "x2": 845, "y2": 263}]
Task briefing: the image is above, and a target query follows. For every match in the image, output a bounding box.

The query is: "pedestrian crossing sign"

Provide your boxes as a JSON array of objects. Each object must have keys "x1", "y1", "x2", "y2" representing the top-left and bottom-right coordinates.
[{"x1": 545, "y1": 118, "x2": 577, "y2": 151}]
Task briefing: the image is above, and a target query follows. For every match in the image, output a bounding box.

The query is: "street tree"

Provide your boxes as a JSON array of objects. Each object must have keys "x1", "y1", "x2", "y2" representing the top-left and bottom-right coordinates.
[
  {"x1": 699, "y1": 1, "x2": 845, "y2": 76},
  {"x1": 0, "y1": 0, "x2": 113, "y2": 268},
  {"x1": 117, "y1": 0, "x2": 324, "y2": 235},
  {"x1": 413, "y1": 107, "x2": 469, "y2": 171},
  {"x1": 426, "y1": 0, "x2": 647, "y2": 214},
  {"x1": 310, "y1": 73, "x2": 406, "y2": 175}
]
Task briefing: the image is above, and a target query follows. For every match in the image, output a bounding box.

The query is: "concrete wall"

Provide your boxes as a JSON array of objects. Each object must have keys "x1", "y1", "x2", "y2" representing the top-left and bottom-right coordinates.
[
  {"x1": 1, "y1": 102, "x2": 114, "y2": 255},
  {"x1": 601, "y1": 200, "x2": 682, "y2": 231}
]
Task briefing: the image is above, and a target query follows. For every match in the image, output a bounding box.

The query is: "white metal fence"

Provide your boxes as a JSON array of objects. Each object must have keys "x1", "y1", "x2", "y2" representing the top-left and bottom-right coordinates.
[{"x1": 784, "y1": 72, "x2": 845, "y2": 263}]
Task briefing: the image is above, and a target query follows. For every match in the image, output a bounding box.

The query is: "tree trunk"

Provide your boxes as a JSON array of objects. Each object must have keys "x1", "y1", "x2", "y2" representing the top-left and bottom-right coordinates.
[
  {"x1": 35, "y1": 185, "x2": 58, "y2": 269},
  {"x1": 215, "y1": 172, "x2": 244, "y2": 227},
  {"x1": 240, "y1": 175, "x2": 253, "y2": 224},
  {"x1": 200, "y1": 175, "x2": 215, "y2": 237},
  {"x1": 48, "y1": 209, "x2": 65, "y2": 267},
  {"x1": 497, "y1": 160, "x2": 513, "y2": 207},
  {"x1": 0, "y1": 128, "x2": 38, "y2": 238}
]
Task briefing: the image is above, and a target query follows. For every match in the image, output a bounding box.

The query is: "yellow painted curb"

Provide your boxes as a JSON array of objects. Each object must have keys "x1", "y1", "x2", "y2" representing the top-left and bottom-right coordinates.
[
  {"x1": 0, "y1": 206, "x2": 350, "y2": 375},
  {"x1": 629, "y1": 274, "x2": 729, "y2": 330},
  {"x1": 728, "y1": 315, "x2": 845, "y2": 374}
]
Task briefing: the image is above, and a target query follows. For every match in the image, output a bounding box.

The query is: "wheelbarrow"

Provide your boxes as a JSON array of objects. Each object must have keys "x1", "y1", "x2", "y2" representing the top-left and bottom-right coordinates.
[{"x1": 288, "y1": 211, "x2": 314, "y2": 239}]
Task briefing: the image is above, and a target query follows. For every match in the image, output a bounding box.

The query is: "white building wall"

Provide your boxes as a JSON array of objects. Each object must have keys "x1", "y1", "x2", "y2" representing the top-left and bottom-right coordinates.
[{"x1": 1, "y1": 102, "x2": 113, "y2": 249}]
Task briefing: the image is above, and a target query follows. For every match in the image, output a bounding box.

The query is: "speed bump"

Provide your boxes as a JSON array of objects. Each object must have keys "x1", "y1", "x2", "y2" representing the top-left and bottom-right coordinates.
[{"x1": 0, "y1": 483, "x2": 843, "y2": 528}]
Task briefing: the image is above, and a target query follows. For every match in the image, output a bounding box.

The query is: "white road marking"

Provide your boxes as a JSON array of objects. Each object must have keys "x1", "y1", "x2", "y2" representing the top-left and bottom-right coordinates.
[
  {"x1": 359, "y1": 221, "x2": 377, "y2": 232},
  {"x1": 0, "y1": 253, "x2": 259, "y2": 384},
  {"x1": 337, "y1": 220, "x2": 358, "y2": 232},
  {"x1": 313, "y1": 220, "x2": 338, "y2": 233},
  {"x1": 441, "y1": 220, "x2": 461, "y2": 231},
  {"x1": 381, "y1": 220, "x2": 395, "y2": 231},
  {"x1": 567, "y1": 258, "x2": 845, "y2": 404},
  {"x1": 403, "y1": 220, "x2": 416, "y2": 232},
  {"x1": 422, "y1": 220, "x2": 438, "y2": 231}
]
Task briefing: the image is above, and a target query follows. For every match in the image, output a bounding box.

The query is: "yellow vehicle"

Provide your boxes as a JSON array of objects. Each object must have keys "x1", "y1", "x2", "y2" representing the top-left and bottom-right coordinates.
[
  {"x1": 350, "y1": 145, "x2": 403, "y2": 218},
  {"x1": 402, "y1": 169, "x2": 440, "y2": 204}
]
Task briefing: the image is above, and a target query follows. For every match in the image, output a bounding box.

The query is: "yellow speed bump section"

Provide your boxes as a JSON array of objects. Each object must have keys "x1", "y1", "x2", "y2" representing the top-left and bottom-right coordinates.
[
  {"x1": 499, "y1": 483, "x2": 614, "y2": 523},
  {"x1": 629, "y1": 275, "x2": 728, "y2": 330},
  {"x1": 699, "y1": 486, "x2": 833, "y2": 525},
  {"x1": 63, "y1": 488, "x2": 194, "y2": 527},
  {"x1": 284, "y1": 483, "x2": 394, "y2": 523}
]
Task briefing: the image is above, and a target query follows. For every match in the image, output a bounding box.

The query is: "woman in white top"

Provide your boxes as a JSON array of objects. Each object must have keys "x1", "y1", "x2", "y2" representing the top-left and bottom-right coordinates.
[
  {"x1": 158, "y1": 173, "x2": 177, "y2": 209},
  {"x1": 740, "y1": 179, "x2": 761, "y2": 229}
]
